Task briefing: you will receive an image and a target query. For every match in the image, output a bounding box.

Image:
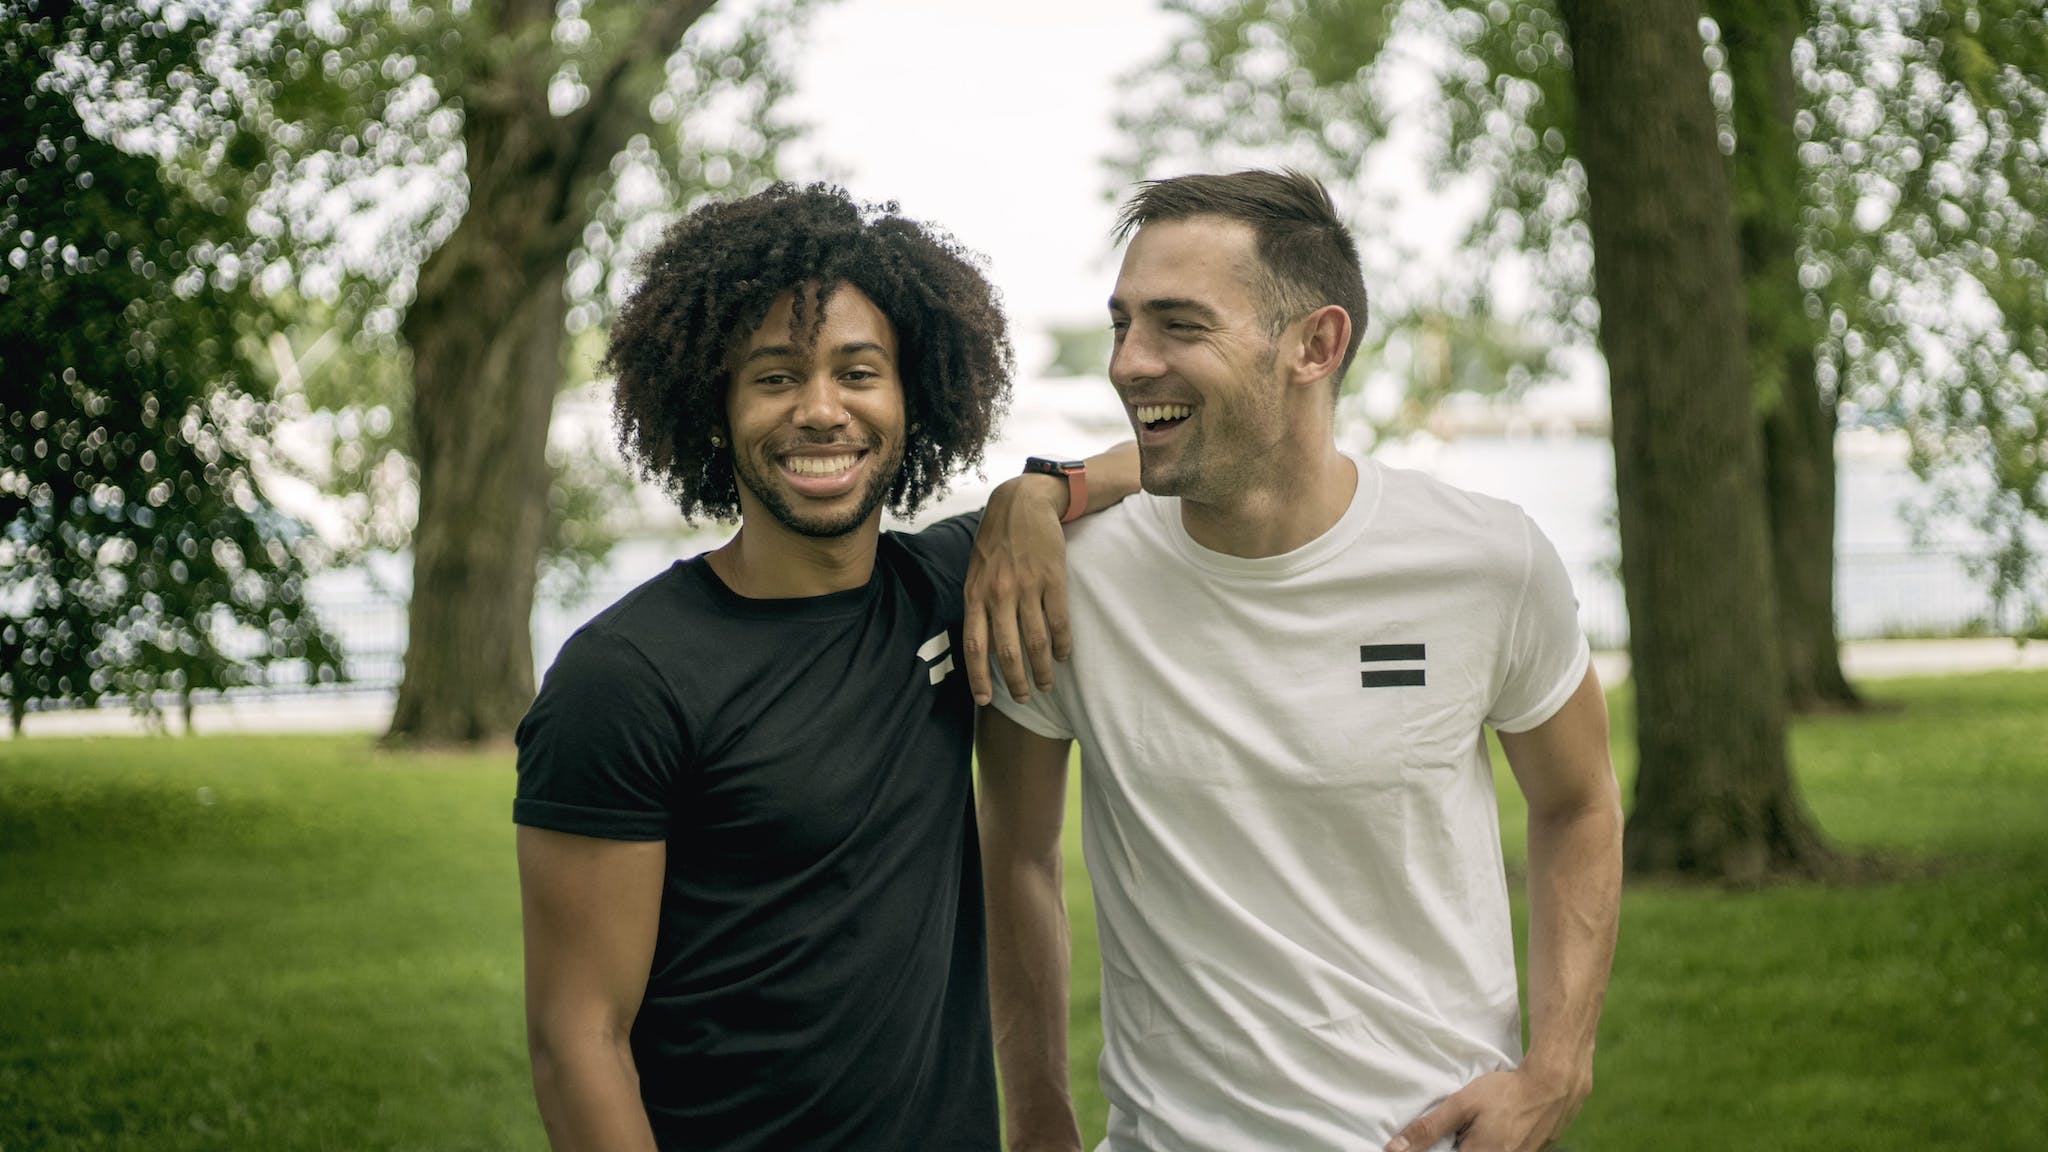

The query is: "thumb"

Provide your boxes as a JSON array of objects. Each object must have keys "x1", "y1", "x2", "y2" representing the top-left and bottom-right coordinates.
[{"x1": 1387, "y1": 1094, "x2": 1469, "y2": 1152}]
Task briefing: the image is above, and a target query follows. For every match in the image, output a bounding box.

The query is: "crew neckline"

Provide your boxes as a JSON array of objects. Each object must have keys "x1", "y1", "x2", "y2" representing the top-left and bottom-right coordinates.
[
  {"x1": 1155, "y1": 453, "x2": 1383, "y2": 579},
  {"x1": 680, "y1": 552, "x2": 882, "y2": 620}
]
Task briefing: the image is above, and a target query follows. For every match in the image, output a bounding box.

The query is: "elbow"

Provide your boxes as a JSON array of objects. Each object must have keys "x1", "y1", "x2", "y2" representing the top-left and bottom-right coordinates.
[
  {"x1": 982, "y1": 834, "x2": 1064, "y2": 887},
  {"x1": 526, "y1": 1018, "x2": 576, "y2": 1092},
  {"x1": 1533, "y1": 775, "x2": 1624, "y2": 834},
  {"x1": 526, "y1": 1010, "x2": 635, "y2": 1085}
]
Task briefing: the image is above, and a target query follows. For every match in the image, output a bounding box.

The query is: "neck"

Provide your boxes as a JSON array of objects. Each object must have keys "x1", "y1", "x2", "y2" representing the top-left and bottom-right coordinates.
[
  {"x1": 707, "y1": 515, "x2": 882, "y2": 598},
  {"x1": 1179, "y1": 440, "x2": 1356, "y2": 559}
]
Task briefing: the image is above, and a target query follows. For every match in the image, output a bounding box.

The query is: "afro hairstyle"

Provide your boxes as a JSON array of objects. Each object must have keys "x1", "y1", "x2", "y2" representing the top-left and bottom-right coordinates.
[{"x1": 604, "y1": 182, "x2": 1015, "y2": 522}]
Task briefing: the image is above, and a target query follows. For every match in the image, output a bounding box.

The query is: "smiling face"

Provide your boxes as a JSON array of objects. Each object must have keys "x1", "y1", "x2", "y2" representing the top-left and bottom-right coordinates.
[
  {"x1": 1109, "y1": 216, "x2": 1291, "y2": 503},
  {"x1": 724, "y1": 283, "x2": 907, "y2": 540}
]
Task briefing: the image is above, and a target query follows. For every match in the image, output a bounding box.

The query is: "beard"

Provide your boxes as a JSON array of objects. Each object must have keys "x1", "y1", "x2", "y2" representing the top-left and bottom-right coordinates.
[
  {"x1": 1133, "y1": 342, "x2": 1286, "y2": 502},
  {"x1": 731, "y1": 432, "x2": 907, "y2": 539},
  {"x1": 1136, "y1": 396, "x2": 1283, "y2": 504}
]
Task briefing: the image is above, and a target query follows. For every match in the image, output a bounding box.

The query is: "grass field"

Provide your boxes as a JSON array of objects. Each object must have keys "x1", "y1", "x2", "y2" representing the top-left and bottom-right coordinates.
[{"x1": 2, "y1": 671, "x2": 2044, "y2": 1150}]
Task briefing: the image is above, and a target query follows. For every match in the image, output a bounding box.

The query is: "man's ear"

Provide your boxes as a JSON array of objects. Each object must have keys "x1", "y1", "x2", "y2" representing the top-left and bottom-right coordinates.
[{"x1": 1291, "y1": 304, "x2": 1351, "y2": 390}]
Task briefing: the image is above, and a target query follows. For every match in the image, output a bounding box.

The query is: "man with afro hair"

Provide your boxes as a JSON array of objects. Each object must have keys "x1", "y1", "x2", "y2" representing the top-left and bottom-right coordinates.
[{"x1": 512, "y1": 183, "x2": 1136, "y2": 1152}]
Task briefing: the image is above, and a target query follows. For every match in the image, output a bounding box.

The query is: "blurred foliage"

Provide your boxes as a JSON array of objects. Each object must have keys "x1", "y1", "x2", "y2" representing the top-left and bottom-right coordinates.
[
  {"x1": 186, "y1": 0, "x2": 815, "y2": 575},
  {"x1": 1366, "y1": 306, "x2": 1549, "y2": 437},
  {"x1": 24, "y1": 0, "x2": 812, "y2": 576},
  {"x1": 1, "y1": 0, "x2": 343, "y2": 729},
  {"x1": 1042, "y1": 322, "x2": 1115, "y2": 378},
  {"x1": 1803, "y1": 1, "x2": 2048, "y2": 630},
  {"x1": 4, "y1": 0, "x2": 819, "y2": 727},
  {"x1": 1116, "y1": 0, "x2": 2048, "y2": 625}
]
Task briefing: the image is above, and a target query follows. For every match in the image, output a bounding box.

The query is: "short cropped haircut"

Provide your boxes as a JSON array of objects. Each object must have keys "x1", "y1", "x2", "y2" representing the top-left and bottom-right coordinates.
[
  {"x1": 605, "y1": 183, "x2": 1014, "y2": 522},
  {"x1": 1115, "y1": 169, "x2": 1369, "y2": 380}
]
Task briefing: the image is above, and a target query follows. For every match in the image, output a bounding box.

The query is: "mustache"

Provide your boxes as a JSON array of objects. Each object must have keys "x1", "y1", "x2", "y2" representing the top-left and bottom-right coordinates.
[{"x1": 766, "y1": 431, "x2": 879, "y2": 453}]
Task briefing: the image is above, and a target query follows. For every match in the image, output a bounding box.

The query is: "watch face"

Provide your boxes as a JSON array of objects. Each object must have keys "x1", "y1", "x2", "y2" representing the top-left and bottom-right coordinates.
[{"x1": 1027, "y1": 457, "x2": 1084, "y2": 473}]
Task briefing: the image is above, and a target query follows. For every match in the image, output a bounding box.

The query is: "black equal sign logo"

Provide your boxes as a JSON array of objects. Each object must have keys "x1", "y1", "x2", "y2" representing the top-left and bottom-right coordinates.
[{"x1": 1360, "y1": 643, "x2": 1426, "y2": 688}]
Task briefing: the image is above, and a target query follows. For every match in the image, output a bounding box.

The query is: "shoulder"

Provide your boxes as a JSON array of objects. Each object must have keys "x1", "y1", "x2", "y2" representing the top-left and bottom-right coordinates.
[
  {"x1": 1365, "y1": 458, "x2": 1535, "y2": 568},
  {"x1": 1370, "y1": 458, "x2": 1527, "y2": 532},
  {"x1": 519, "y1": 570, "x2": 700, "y2": 767},
  {"x1": 884, "y1": 509, "x2": 983, "y2": 588},
  {"x1": 546, "y1": 565, "x2": 710, "y2": 692},
  {"x1": 588, "y1": 561, "x2": 707, "y2": 629},
  {"x1": 1062, "y1": 491, "x2": 1173, "y2": 561}
]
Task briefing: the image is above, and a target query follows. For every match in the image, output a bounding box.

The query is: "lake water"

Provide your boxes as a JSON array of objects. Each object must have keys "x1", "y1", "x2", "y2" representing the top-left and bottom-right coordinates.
[{"x1": 307, "y1": 423, "x2": 2037, "y2": 685}]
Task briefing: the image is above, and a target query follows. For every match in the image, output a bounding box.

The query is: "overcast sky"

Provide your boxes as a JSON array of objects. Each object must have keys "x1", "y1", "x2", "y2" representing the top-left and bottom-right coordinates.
[
  {"x1": 777, "y1": 0, "x2": 1183, "y2": 370},
  {"x1": 768, "y1": 1, "x2": 1603, "y2": 412}
]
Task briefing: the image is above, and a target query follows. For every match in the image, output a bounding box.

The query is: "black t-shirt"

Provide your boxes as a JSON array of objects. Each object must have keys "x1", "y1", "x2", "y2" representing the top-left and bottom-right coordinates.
[{"x1": 513, "y1": 514, "x2": 996, "y2": 1152}]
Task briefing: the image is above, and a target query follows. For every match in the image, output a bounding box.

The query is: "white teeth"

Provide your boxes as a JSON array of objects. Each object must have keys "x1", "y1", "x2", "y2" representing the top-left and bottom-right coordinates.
[
  {"x1": 784, "y1": 454, "x2": 858, "y2": 476},
  {"x1": 1136, "y1": 403, "x2": 1193, "y2": 425}
]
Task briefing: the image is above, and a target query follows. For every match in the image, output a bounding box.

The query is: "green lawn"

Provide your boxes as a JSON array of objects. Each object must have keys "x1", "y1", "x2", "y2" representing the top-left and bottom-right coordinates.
[
  {"x1": 2, "y1": 672, "x2": 2045, "y2": 1150},
  {"x1": 0, "y1": 739, "x2": 537, "y2": 1151}
]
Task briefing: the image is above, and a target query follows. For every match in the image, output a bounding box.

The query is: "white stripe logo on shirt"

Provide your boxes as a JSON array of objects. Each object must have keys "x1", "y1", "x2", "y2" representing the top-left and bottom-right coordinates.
[{"x1": 919, "y1": 632, "x2": 954, "y2": 686}]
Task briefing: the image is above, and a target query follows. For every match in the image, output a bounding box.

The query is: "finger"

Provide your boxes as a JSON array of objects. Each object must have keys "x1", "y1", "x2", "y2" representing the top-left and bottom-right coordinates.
[
  {"x1": 1044, "y1": 574, "x2": 1072, "y2": 664},
  {"x1": 1388, "y1": 1096, "x2": 1472, "y2": 1152},
  {"x1": 962, "y1": 600, "x2": 993, "y2": 706},
  {"x1": 989, "y1": 594, "x2": 1032, "y2": 703},
  {"x1": 1020, "y1": 601, "x2": 1056, "y2": 692}
]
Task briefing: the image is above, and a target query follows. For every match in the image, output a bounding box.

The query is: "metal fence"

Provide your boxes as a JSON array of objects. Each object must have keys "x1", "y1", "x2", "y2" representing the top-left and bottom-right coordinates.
[
  {"x1": 15, "y1": 546, "x2": 2032, "y2": 717},
  {"x1": 304, "y1": 546, "x2": 2037, "y2": 690},
  {"x1": 1564, "y1": 547, "x2": 2032, "y2": 652}
]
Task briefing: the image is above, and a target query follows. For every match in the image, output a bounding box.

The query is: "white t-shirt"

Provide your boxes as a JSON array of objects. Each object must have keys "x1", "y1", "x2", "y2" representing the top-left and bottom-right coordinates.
[{"x1": 990, "y1": 455, "x2": 1590, "y2": 1152}]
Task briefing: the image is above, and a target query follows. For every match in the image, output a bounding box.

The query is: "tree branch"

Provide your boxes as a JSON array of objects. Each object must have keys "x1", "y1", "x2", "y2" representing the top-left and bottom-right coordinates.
[{"x1": 554, "y1": 0, "x2": 719, "y2": 205}]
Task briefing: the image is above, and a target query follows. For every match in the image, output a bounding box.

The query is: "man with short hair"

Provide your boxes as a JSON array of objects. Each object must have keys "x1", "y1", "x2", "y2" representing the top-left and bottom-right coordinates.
[
  {"x1": 513, "y1": 183, "x2": 1133, "y2": 1152},
  {"x1": 978, "y1": 170, "x2": 1623, "y2": 1152}
]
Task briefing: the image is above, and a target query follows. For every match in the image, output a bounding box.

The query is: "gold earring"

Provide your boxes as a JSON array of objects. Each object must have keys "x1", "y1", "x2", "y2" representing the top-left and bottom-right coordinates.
[{"x1": 710, "y1": 433, "x2": 723, "y2": 448}]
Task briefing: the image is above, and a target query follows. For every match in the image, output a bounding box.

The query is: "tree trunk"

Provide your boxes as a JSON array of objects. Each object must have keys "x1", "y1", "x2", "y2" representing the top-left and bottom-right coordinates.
[
  {"x1": 1716, "y1": 0, "x2": 1862, "y2": 712},
  {"x1": 1762, "y1": 344, "x2": 1858, "y2": 711},
  {"x1": 388, "y1": 246, "x2": 563, "y2": 745},
  {"x1": 384, "y1": 0, "x2": 716, "y2": 745},
  {"x1": 1560, "y1": 0, "x2": 1834, "y2": 881}
]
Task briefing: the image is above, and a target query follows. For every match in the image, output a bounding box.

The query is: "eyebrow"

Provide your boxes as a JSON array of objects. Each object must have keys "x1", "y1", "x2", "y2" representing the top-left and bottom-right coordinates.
[
  {"x1": 1106, "y1": 295, "x2": 1223, "y2": 323},
  {"x1": 738, "y1": 340, "x2": 894, "y2": 367}
]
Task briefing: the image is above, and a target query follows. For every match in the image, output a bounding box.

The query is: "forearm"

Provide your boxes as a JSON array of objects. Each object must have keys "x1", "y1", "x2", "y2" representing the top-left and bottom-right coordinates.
[
  {"x1": 984, "y1": 848, "x2": 1081, "y2": 1149},
  {"x1": 1520, "y1": 794, "x2": 1623, "y2": 1089},
  {"x1": 529, "y1": 1029, "x2": 660, "y2": 1152},
  {"x1": 1000, "y1": 441, "x2": 1139, "y2": 522},
  {"x1": 1077, "y1": 440, "x2": 1139, "y2": 515}
]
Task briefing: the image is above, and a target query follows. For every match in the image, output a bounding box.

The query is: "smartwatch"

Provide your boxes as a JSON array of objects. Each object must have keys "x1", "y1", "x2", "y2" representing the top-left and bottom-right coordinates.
[{"x1": 1023, "y1": 457, "x2": 1088, "y2": 524}]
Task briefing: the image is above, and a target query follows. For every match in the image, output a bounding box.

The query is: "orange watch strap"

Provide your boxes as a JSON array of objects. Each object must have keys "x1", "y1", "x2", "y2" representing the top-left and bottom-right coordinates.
[{"x1": 1059, "y1": 467, "x2": 1087, "y2": 524}]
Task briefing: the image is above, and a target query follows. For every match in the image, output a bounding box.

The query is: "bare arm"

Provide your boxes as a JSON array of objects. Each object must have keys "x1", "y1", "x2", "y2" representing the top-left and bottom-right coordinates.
[
  {"x1": 518, "y1": 826, "x2": 666, "y2": 1152},
  {"x1": 1388, "y1": 665, "x2": 1622, "y2": 1152},
  {"x1": 964, "y1": 440, "x2": 1141, "y2": 706},
  {"x1": 1503, "y1": 665, "x2": 1622, "y2": 1102},
  {"x1": 976, "y1": 707, "x2": 1083, "y2": 1152}
]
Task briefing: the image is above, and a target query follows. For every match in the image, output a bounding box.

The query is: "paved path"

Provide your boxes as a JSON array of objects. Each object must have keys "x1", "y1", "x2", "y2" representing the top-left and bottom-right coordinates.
[
  {"x1": 1588, "y1": 636, "x2": 2048, "y2": 688},
  {"x1": 7, "y1": 638, "x2": 2044, "y2": 740}
]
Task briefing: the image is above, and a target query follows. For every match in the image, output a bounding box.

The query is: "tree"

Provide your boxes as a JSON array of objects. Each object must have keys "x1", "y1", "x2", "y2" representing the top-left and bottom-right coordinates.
[
  {"x1": 1, "y1": 0, "x2": 341, "y2": 734},
  {"x1": 232, "y1": 0, "x2": 810, "y2": 745},
  {"x1": 1719, "y1": 0, "x2": 1860, "y2": 710},
  {"x1": 54, "y1": 0, "x2": 813, "y2": 744},
  {"x1": 1115, "y1": 0, "x2": 2048, "y2": 705},
  {"x1": 388, "y1": 0, "x2": 702, "y2": 744},
  {"x1": 1802, "y1": 1, "x2": 2048, "y2": 637},
  {"x1": 1557, "y1": 0, "x2": 1833, "y2": 878}
]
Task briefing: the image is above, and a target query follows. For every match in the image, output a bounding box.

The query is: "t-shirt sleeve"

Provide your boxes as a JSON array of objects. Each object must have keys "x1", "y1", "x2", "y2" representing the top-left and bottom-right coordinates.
[
  {"x1": 1487, "y1": 512, "x2": 1592, "y2": 733},
  {"x1": 985, "y1": 658, "x2": 1076, "y2": 741},
  {"x1": 513, "y1": 625, "x2": 688, "y2": 840}
]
